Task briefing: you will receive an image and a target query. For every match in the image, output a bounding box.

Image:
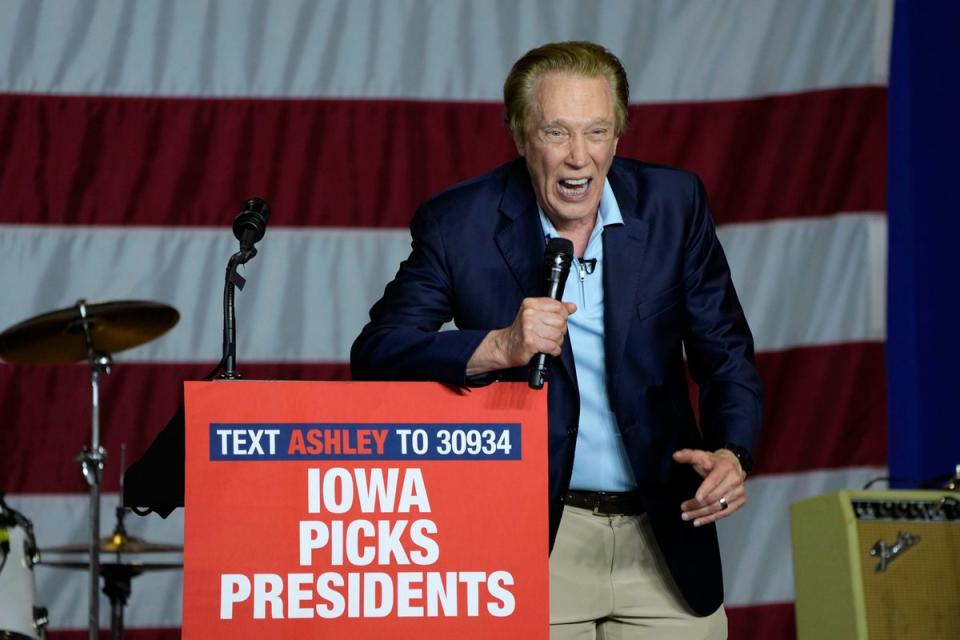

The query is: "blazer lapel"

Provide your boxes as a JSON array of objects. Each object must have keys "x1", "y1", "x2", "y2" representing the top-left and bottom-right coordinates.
[
  {"x1": 603, "y1": 167, "x2": 650, "y2": 380},
  {"x1": 495, "y1": 163, "x2": 543, "y2": 298},
  {"x1": 495, "y1": 161, "x2": 577, "y2": 387}
]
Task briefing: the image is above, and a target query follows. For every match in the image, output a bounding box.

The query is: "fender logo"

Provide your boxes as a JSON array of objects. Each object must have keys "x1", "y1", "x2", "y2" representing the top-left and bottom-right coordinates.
[{"x1": 869, "y1": 531, "x2": 920, "y2": 573}]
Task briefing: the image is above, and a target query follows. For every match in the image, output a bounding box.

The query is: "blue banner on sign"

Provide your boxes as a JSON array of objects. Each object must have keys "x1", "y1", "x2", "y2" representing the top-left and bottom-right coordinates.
[{"x1": 209, "y1": 423, "x2": 521, "y2": 461}]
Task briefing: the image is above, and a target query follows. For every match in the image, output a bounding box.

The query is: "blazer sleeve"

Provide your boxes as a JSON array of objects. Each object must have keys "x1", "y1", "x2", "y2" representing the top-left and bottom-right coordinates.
[
  {"x1": 680, "y1": 175, "x2": 763, "y2": 452},
  {"x1": 350, "y1": 205, "x2": 489, "y2": 385}
]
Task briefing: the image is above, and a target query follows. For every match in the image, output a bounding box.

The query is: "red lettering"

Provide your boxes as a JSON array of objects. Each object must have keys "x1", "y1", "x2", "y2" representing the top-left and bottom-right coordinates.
[
  {"x1": 354, "y1": 430, "x2": 371, "y2": 455},
  {"x1": 306, "y1": 429, "x2": 324, "y2": 454},
  {"x1": 287, "y1": 429, "x2": 306, "y2": 455},
  {"x1": 370, "y1": 429, "x2": 388, "y2": 455},
  {"x1": 343, "y1": 429, "x2": 358, "y2": 455},
  {"x1": 325, "y1": 429, "x2": 341, "y2": 455}
]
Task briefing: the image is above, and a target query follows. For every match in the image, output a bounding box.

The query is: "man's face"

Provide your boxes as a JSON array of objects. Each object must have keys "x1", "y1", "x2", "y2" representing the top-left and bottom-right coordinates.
[{"x1": 516, "y1": 72, "x2": 619, "y2": 232}]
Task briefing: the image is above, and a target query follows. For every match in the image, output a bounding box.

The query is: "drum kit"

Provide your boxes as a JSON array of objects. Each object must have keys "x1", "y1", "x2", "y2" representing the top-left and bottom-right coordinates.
[{"x1": 0, "y1": 300, "x2": 182, "y2": 640}]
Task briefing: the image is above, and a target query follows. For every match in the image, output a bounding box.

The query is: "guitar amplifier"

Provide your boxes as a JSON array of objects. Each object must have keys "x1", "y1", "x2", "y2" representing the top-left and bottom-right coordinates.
[{"x1": 790, "y1": 490, "x2": 960, "y2": 640}]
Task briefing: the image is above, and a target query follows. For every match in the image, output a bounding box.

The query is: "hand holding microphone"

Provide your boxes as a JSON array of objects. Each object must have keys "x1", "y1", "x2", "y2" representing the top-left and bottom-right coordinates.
[
  {"x1": 528, "y1": 238, "x2": 575, "y2": 388},
  {"x1": 464, "y1": 238, "x2": 576, "y2": 386}
]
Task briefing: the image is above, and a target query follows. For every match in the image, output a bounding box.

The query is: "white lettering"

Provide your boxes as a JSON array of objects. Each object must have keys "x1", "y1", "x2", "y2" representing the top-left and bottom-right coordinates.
[
  {"x1": 219, "y1": 574, "x2": 250, "y2": 619},
  {"x1": 396, "y1": 572, "x2": 424, "y2": 617},
  {"x1": 355, "y1": 468, "x2": 399, "y2": 512},
  {"x1": 324, "y1": 468, "x2": 354, "y2": 513},
  {"x1": 376, "y1": 520, "x2": 409, "y2": 565},
  {"x1": 426, "y1": 572, "x2": 457, "y2": 616},
  {"x1": 232, "y1": 430, "x2": 247, "y2": 455},
  {"x1": 307, "y1": 468, "x2": 321, "y2": 513},
  {"x1": 347, "y1": 572, "x2": 361, "y2": 617},
  {"x1": 486, "y1": 571, "x2": 516, "y2": 616},
  {"x1": 315, "y1": 572, "x2": 345, "y2": 618},
  {"x1": 398, "y1": 468, "x2": 431, "y2": 512},
  {"x1": 306, "y1": 467, "x2": 432, "y2": 513},
  {"x1": 286, "y1": 573, "x2": 314, "y2": 618},
  {"x1": 345, "y1": 519, "x2": 376, "y2": 565},
  {"x1": 459, "y1": 572, "x2": 485, "y2": 616},
  {"x1": 363, "y1": 572, "x2": 393, "y2": 617},
  {"x1": 409, "y1": 519, "x2": 440, "y2": 565},
  {"x1": 265, "y1": 428, "x2": 280, "y2": 454},
  {"x1": 218, "y1": 571, "x2": 516, "y2": 620},
  {"x1": 216, "y1": 429, "x2": 231, "y2": 455},
  {"x1": 252, "y1": 574, "x2": 284, "y2": 619},
  {"x1": 299, "y1": 521, "x2": 329, "y2": 566}
]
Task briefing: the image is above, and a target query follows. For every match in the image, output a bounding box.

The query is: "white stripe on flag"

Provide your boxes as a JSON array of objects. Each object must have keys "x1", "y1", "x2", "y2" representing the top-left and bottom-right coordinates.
[
  {"x1": 0, "y1": 0, "x2": 892, "y2": 101},
  {"x1": 719, "y1": 213, "x2": 888, "y2": 351},
  {"x1": 1, "y1": 214, "x2": 887, "y2": 362}
]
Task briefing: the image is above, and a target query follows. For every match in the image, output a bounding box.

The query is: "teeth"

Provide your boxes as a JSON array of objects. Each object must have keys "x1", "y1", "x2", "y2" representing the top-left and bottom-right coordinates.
[{"x1": 563, "y1": 178, "x2": 589, "y2": 186}]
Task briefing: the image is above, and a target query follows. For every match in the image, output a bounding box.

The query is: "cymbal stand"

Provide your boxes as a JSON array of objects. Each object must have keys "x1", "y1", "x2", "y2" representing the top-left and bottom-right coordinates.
[
  {"x1": 73, "y1": 299, "x2": 112, "y2": 640},
  {"x1": 105, "y1": 469, "x2": 132, "y2": 640},
  {"x1": 101, "y1": 563, "x2": 135, "y2": 640},
  {"x1": 106, "y1": 446, "x2": 131, "y2": 640}
]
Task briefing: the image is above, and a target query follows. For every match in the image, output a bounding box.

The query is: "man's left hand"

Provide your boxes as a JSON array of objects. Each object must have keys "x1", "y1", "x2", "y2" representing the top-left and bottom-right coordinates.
[{"x1": 673, "y1": 448, "x2": 746, "y2": 527}]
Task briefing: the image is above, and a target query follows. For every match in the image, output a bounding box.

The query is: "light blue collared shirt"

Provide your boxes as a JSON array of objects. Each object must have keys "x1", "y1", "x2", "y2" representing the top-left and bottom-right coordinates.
[{"x1": 539, "y1": 180, "x2": 637, "y2": 491}]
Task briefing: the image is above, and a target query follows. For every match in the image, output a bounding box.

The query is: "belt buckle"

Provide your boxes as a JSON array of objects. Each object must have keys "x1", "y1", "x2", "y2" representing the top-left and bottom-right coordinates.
[{"x1": 592, "y1": 494, "x2": 606, "y2": 516}]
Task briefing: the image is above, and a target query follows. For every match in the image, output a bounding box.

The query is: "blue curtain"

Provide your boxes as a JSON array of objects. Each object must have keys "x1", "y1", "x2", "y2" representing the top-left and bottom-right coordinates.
[{"x1": 888, "y1": 0, "x2": 960, "y2": 486}]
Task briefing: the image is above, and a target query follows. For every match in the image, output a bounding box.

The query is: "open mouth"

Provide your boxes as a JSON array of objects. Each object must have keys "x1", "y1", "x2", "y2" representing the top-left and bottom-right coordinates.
[{"x1": 557, "y1": 177, "x2": 591, "y2": 199}]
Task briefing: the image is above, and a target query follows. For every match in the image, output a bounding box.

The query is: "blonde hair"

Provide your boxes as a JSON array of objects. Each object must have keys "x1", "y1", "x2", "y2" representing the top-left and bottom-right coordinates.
[{"x1": 503, "y1": 41, "x2": 629, "y2": 142}]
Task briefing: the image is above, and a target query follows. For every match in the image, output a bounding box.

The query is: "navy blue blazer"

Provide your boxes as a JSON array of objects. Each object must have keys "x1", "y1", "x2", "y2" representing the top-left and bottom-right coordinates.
[{"x1": 351, "y1": 157, "x2": 762, "y2": 615}]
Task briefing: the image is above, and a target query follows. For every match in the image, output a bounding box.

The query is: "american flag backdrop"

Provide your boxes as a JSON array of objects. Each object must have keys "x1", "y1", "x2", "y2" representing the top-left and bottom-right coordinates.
[{"x1": 0, "y1": 1, "x2": 891, "y2": 638}]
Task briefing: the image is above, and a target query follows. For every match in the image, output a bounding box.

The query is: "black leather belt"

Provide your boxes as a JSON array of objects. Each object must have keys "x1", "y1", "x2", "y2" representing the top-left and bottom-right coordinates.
[{"x1": 565, "y1": 490, "x2": 644, "y2": 516}]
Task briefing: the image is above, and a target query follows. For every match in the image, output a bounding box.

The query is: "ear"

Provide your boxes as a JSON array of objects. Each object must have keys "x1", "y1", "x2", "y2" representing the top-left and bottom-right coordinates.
[{"x1": 513, "y1": 133, "x2": 527, "y2": 157}]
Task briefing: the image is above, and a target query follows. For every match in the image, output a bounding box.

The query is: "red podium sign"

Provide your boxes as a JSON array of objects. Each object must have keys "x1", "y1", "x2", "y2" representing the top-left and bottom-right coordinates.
[{"x1": 182, "y1": 381, "x2": 549, "y2": 639}]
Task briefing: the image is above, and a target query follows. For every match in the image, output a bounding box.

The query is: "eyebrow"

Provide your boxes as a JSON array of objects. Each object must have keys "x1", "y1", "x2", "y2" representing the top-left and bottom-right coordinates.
[{"x1": 540, "y1": 118, "x2": 614, "y2": 129}]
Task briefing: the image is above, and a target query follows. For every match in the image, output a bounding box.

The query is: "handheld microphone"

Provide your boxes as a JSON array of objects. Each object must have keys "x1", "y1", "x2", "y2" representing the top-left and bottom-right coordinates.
[
  {"x1": 529, "y1": 237, "x2": 574, "y2": 389},
  {"x1": 232, "y1": 197, "x2": 271, "y2": 254}
]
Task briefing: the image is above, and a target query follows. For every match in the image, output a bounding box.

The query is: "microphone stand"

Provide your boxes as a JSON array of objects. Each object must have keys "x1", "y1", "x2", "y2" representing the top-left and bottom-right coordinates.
[
  {"x1": 216, "y1": 197, "x2": 270, "y2": 380},
  {"x1": 219, "y1": 247, "x2": 257, "y2": 380}
]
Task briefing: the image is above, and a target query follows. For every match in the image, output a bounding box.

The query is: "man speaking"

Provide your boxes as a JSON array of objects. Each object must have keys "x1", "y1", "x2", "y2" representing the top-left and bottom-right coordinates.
[{"x1": 351, "y1": 41, "x2": 762, "y2": 639}]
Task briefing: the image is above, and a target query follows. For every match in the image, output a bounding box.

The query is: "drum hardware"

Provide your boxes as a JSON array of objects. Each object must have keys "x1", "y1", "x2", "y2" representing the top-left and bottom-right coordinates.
[
  {"x1": 37, "y1": 448, "x2": 183, "y2": 640},
  {"x1": 41, "y1": 537, "x2": 184, "y2": 556},
  {"x1": 40, "y1": 511, "x2": 183, "y2": 640},
  {"x1": 0, "y1": 495, "x2": 47, "y2": 640},
  {"x1": 41, "y1": 447, "x2": 183, "y2": 557},
  {"x1": 39, "y1": 561, "x2": 183, "y2": 640},
  {"x1": 0, "y1": 300, "x2": 179, "y2": 640}
]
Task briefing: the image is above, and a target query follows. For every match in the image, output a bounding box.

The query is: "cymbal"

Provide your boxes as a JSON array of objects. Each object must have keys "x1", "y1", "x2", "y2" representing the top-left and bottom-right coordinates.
[
  {"x1": 39, "y1": 561, "x2": 183, "y2": 575},
  {"x1": 0, "y1": 300, "x2": 179, "y2": 364},
  {"x1": 42, "y1": 534, "x2": 183, "y2": 555}
]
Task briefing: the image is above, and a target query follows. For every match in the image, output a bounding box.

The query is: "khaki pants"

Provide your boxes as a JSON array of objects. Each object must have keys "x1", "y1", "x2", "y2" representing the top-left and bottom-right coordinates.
[{"x1": 549, "y1": 505, "x2": 727, "y2": 640}]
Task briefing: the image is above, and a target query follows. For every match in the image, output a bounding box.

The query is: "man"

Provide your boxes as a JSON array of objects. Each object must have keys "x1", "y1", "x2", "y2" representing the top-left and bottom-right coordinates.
[{"x1": 351, "y1": 41, "x2": 762, "y2": 639}]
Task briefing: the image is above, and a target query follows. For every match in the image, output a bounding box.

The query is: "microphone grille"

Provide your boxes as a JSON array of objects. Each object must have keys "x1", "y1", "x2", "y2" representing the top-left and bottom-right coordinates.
[{"x1": 545, "y1": 237, "x2": 574, "y2": 257}]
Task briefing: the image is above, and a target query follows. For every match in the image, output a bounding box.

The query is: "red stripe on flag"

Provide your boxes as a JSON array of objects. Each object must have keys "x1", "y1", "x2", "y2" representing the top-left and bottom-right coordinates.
[
  {"x1": 728, "y1": 602, "x2": 796, "y2": 639},
  {"x1": 48, "y1": 630, "x2": 178, "y2": 640},
  {"x1": 0, "y1": 362, "x2": 350, "y2": 494},
  {"x1": 751, "y1": 341, "x2": 888, "y2": 475},
  {"x1": 42, "y1": 603, "x2": 796, "y2": 639},
  {"x1": 0, "y1": 341, "x2": 886, "y2": 495},
  {"x1": 0, "y1": 87, "x2": 884, "y2": 228}
]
